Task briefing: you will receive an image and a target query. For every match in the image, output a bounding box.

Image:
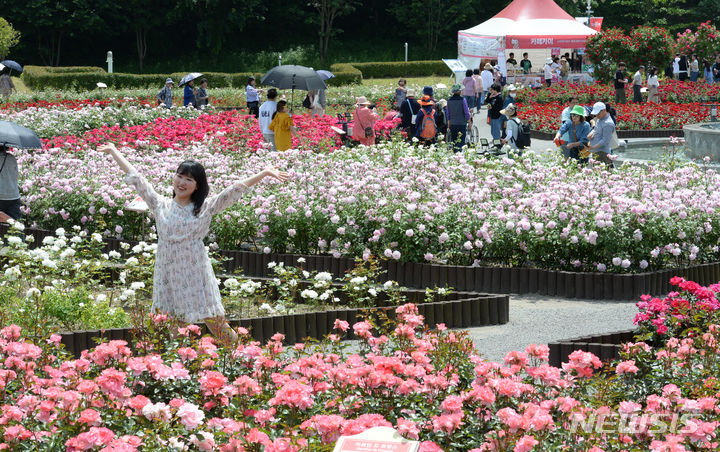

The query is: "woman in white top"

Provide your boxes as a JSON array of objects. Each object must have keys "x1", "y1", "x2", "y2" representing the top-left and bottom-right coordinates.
[
  {"x1": 99, "y1": 143, "x2": 289, "y2": 345},
  {"x1": 543, "y1": 58, "x2": 553, "y2": 87},
  {"x1": 647, "y1": 67, "x2": 660, "y2": 103}
]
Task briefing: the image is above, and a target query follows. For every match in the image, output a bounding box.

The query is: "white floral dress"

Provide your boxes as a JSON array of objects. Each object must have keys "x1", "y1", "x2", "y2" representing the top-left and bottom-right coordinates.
[{"x1": 123, "y1": 170, "x2": 249, "y2": 323}]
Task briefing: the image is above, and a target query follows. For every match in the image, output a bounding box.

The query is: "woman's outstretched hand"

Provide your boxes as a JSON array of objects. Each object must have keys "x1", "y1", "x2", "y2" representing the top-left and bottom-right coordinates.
[
  {"x1": 264, "y1": 166, "x2": 290, "y2": 182},
  {"x1": 98, "y1": 143, "x2": 118, "y2": 154}
]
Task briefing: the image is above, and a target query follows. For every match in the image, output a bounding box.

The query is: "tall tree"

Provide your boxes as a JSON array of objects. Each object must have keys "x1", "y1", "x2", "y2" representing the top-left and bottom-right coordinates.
[
  {"x1": 307, "y1": 0, "x2": 358, "y2": 65},
  {"x1": 0, "y1": 17, "x2": 20, "y2": 60},
  {"x1": 0, "y1": 0, "x2": 115, "y2": 66},
  {"x1": 174, "y1": 0, "x2": 267, "y2": 58},
  {"x1": 389, "y1": 0, "x2": 476, "y2": 58},
  {"x1": 120, "y1": 0, "x2": 175, "y2": 72}
]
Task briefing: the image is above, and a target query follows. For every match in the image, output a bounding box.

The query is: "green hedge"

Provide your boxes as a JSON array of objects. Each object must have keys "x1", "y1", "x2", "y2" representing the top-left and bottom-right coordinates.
[
  {"x1": 22, "y1": 65, "x2": 362, "y2": 90},
  {"x1": 21, "y1": 60, "x2": 441, "y2": 91},
  {"x1": 22, "y1": 66, "x2": 265, "y2": 91},
  {"x1": 328, "y1": 63, "x2": 363, "y2": 86},
  {"x1": 348, "y1": 61, "x2": 449, "y2": 78}
]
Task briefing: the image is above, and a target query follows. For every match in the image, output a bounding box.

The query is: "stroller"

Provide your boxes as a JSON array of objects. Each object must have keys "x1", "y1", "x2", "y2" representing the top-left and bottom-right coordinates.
[{"x1": 466, "y1": 109, "x2": 505, "y2": 156}]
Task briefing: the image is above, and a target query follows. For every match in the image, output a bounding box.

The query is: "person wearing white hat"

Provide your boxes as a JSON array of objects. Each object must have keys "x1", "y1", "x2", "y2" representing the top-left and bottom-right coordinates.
[
  {"x1": 480, "y1": 63, "x2": 494, "y2": 105},
  {"x1": 543, "y1": 58, "x2": 553, "y2": 87},
  {"x1": 398, "y1": 88, "x2": 420, "y2": 137},
  {"x1": 587, "y1": 102, "x2": 615, "y2": 166},
  {"x1": 352, "y1": 96, "x2": 379, "y2": 146},
  {"x1": 157, "y1": 78, "x2": 174, "y2": 108}
]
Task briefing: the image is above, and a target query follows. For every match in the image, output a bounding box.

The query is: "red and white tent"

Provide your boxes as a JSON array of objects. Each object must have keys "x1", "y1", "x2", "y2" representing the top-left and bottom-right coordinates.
[{"x1": 458, "y1": 0, "x2": 597, "y2": 66}]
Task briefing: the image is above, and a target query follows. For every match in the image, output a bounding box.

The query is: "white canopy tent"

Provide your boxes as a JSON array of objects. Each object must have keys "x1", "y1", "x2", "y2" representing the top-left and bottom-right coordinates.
[{"x1": 458, "y1": 0, "x2": 597, "y2": 71}]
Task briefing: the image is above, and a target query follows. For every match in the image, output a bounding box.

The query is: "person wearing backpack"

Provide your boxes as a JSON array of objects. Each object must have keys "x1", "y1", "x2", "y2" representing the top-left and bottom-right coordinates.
[
  {"x1": 414, "y1": 95, "x2": 438, "y2": 144},
  {"x1": 398, "y1": 89, "x2": 421, "y2": 138},
  {"x1": 501, "y1": 104, "x2": 530, "y2": 155},
  {"x1": 553, "y1": 105, "x2": 590, "y2": 160}
]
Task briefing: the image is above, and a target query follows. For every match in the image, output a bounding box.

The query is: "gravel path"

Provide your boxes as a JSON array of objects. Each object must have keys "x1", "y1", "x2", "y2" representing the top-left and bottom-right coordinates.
[{"x1": 465, "y1": 295, "x2": 638, "y2": 363}]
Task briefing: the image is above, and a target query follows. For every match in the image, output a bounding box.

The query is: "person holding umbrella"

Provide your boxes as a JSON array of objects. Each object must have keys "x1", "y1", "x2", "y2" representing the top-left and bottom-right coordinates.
[
  {"x1": 0, "y1": 145, "x2": 20, "y2": 222},
  {"x1": 183, "y1": 79, "x2": 196, "y2": 107},
  {"x1": 0, "y1": 67, "x2": 16, "y2": 102},
  {"x1": 0, "y1": 120, "x2": 42, "y2": 223}
]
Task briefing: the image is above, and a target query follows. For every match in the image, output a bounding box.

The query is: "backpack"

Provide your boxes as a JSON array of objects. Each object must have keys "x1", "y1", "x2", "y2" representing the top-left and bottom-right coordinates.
[
  {"x1": 302, "y1": 95, "x2": 311, "y2": 109},
  {"x1": 419, "y1": 109, "x2": 437, "y2": 139},
  {"x1": 513, "y1": 118, "x2": 531, "y2": 148}
]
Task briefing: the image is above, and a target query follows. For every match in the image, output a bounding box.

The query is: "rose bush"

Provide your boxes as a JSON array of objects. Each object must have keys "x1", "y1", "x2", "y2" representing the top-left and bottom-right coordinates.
[
  {"x1": 2, "y1": 286, "x2": 720, "y2": 451},
  {"x1": 520, "y1": 100, "x2": 710, "y2": 132},
  {"x1": 9, "y1": 141, "x2": 720, "y2": 273},
  {"x1": 516, "y1": 80, "x2": 720, "y2": 105}
]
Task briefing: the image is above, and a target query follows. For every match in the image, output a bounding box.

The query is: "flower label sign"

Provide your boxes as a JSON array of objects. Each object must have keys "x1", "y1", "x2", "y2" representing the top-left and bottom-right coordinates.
[{"x1": 334, "y1": 427, "x2": 419, "y2": 452}]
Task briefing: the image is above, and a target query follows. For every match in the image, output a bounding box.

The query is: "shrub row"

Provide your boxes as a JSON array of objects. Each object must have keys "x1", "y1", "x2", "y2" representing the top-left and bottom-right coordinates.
[
  {"x1": 21, "y1": 60, "x2": 445, "y2": 91},
  {"x1": 348, "y1": 60, "x2": 449, "y2": 78},
  {"x1": 22, "y1": 66, "x2": 266, "y2": 91},
  {"x1": 328, "y1": 63, "x2": 363, "y2": 85}
]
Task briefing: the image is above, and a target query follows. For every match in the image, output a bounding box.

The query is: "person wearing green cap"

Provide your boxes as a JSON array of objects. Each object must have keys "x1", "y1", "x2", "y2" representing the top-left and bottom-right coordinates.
[
  {"x1": 553, "y1": 105, "x2": 591, "y2": 160},
  {"x1": 447, "y1": 84, "x2": 471, "y2": 152}
]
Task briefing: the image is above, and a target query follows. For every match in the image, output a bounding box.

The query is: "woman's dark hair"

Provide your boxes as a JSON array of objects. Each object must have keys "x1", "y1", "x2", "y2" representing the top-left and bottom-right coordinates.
[
  {"x1": 465, "y1": 69, "x2": 473, "y2": 77},
  {"x1": 571, "y1": 112, "x2": 585, "y2": 123},
  {"x1": 248, "y1": 76, "x2": 255, "y2": 84},
  {"x1": 276, "y1": 100, "x2": 287, "y2": 112},
  {"x1": 473, "y1": 69, "x2": 480, "y2": 75},
  {"x1": 174, "y1": 160, "x2": 209, "y2": 217},
  {"x1": 490, "y1": 82, "x2": 502, "y2": 92},
  {"x1": 649, "y1": 67, "x2": 657, "y2": 76}
]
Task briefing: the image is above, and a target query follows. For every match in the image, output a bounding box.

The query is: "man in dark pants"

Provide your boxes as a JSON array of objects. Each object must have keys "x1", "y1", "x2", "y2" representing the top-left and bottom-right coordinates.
[
  {"x1": 632, "y1": 65, "x2": 645, "y2": 103},
  {"x1": 614, "y1": 62, "x2": 628, "y2": 104},
  {"x1": 0, "y1": 146, "x2": 21, "y2": 222},
  {"x1": 446, "y1": 85, "x2": 471, "y2": 152}
]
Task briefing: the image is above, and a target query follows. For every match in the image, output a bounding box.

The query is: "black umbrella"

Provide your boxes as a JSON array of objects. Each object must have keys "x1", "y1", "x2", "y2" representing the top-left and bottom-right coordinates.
[
  {"x1": 0, "y1": 120, "x2": 42, "y2": 149},
  {"x1": 0, "y1": 60, "x2": 23, "y2": 74},
  {"x1": 179, "y1": 72, "x2": 203, "y2": 86},
  {"x1": 261, "y1": 65, "x2": 327, "y2": 112}
]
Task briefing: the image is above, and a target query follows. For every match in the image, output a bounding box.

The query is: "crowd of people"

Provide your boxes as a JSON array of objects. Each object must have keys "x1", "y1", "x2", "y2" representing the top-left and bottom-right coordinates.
[{"x1": 156, "y1": 77, "x2": 210, "y2": 109}]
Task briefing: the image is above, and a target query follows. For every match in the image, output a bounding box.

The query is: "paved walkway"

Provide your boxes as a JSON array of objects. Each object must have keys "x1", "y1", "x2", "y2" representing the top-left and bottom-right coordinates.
[
  {"x1": 464, "y1": 112, "x2": 638, "y2": 362},
  {"x1": 466, "y1": 294, "x2": 637, "y2": 362}
]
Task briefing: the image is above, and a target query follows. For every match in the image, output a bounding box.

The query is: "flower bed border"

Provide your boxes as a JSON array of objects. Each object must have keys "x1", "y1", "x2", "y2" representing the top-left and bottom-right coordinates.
[
  {"x1": 2, "y1": 224, "x2": 719, "y2": 301},
  {"x1": 58, "y1": 291, "x2": 508, "y2": 358},
  {"x1": 547, "y1": 329, "x2": 635, "y2": 368},
  {"x1": 530, "y1": 129, "x2": 685, "y2": 141},
  {"x1": 211, "y1": 250, "x2": 720, "y2": 301}
]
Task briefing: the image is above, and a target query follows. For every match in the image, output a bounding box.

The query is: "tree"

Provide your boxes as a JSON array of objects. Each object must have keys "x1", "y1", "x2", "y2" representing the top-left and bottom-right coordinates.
[
  {"x1": 389, "y1": 0, "x2": 476, "y2": 58},
  {"x1": 0, "y1": 17, "x2": 20, "y2": 60},
  {"x1": 597, "y1": 0, "x2": 692, "y2": 34},
  {"x1": 308, "y1": 0, "x2": 358, "y2": 65},
  {"x1": 0, "y1": 0, "x2": 116, "y2": 66},
  {"x1": 174, "y1": 0, "x2": 267, "y2": 59}
]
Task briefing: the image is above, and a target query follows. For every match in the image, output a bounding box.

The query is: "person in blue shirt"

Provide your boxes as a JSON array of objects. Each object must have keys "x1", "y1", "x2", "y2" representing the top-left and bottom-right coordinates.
[
  {"x1": 183, "y1": 80, "x2": 196, "y2": 107},
  {"x1": 554, "y1": 105, "x2": 591, "y2": 160},
  {"x1": 246, "y1": 77, "x2": 262, "y2": 118},
  {"x1": 587, "y1": 102, "x2": 616, "y2": 166}
]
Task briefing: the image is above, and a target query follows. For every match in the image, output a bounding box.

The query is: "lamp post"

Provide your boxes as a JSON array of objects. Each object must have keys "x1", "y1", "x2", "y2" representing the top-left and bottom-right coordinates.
[{"x1": 106, "y1": 51, "x2": 113, "y2": 73}]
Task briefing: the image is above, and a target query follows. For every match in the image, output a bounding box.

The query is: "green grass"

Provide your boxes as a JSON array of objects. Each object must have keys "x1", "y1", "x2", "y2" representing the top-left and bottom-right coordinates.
[{"x1": 12, "y1": 77, "x2": 30, "y2": 94}]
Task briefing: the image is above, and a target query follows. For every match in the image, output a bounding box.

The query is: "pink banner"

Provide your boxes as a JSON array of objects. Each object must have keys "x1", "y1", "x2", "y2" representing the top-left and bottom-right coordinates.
[{"x1": 507, "y1": 35, "x2": 590, "y2": 48}]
